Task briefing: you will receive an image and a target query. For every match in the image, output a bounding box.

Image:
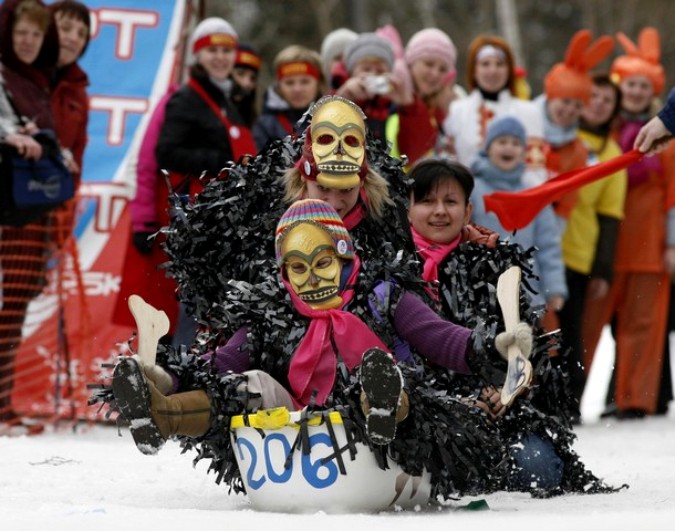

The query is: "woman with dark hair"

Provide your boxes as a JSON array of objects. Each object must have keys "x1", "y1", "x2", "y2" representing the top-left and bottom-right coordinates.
[
  {"x1": 0, "y1": 0, "x2": 60, "y2": 435},
  {"x1": 49, "y1": 0, "x2": 90, "y2": 178},
  {"x1": 406, "y1": 157, "x2": 614, "y2": 496},
  {"x1": 48, "y1": 0, "x2": 90, "y2": 239},
  {"x1": 230, "y1": 43, "x2": 262, "y2": 128},
  {"x1": 557, "y1": 74, "x2": 627, "y2": 421}
]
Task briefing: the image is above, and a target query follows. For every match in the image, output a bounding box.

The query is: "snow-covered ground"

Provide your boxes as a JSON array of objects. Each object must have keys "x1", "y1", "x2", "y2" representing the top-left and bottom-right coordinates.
[{"x1": 2, "y1": 328, "x2": 674, "y2": 531}]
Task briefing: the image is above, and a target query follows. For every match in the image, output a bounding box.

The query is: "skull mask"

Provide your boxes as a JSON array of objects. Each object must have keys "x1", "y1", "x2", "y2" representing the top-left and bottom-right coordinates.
[
  {"x1": 310, "y1": 98, "x2": 366, "y2": 189},
  {"x1": 280, "y1": 221, "x2": 344, "y2": 310}
]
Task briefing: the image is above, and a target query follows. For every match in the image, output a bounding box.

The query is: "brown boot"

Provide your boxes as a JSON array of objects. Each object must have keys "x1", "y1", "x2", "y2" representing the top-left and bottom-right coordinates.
[
  {"x1": 112, "y1": 357, "x2": 211, "y2": 455},
  {"x1": 395, "y1": 390, "x2": 409, "y2": 423},
  {"x1": 361, "y1": 391, "x2": 409, "y2": 423}
]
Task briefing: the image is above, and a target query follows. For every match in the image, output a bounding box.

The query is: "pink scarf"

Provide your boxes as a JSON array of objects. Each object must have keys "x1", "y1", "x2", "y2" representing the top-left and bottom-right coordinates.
[
  {"x1": 411, "y1": 227, "x2": 461, "y2": 283},
  {"x1": 340, "y1": 188, "x2": 369, "y2": 231},
  {"x1": 284, "y1": 256, "x2": 389, "y2": 406}
]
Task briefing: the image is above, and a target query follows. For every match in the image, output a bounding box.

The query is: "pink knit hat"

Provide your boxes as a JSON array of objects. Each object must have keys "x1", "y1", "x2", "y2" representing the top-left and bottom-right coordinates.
[{"x1": 405, "y1": 28, "x2": 457, "y2": 79}]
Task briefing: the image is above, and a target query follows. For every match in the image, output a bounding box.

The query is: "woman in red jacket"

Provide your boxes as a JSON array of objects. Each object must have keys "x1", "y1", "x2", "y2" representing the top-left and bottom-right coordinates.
[{"x1": 48, "y1": 0, "x2": 90, "y2": 240}]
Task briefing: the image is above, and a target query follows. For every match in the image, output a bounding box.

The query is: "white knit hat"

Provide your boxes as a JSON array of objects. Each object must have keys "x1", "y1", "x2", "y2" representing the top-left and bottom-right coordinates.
[
  {"x1": 189, "y1": 17, "x2": 238, "y2": 55},
  {"x1": 320, "y1": 28, "x2": 358, "y2": 80}
]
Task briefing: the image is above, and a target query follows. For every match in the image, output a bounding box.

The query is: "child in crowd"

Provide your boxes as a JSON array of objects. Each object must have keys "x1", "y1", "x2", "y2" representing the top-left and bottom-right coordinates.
[
  {"x1": 252, "y1": 44, "x2": 324, "y2": 149},
  {"x1": 470, "y1": 116, "x2": 567, "y2": 314}
]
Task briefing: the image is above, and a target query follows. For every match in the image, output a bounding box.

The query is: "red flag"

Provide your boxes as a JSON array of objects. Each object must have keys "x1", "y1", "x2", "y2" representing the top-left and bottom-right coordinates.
[{"x1": 483, "y1": 149, "x2": 643, "y2": 231}]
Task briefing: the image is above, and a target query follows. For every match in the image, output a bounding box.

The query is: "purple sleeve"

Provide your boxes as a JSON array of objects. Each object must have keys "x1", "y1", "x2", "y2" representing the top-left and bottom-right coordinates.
[
  {"x1": 202, "y1": 326, "x2": 251, "y2": 375},
  {"x1": 393, "y1": 291, "x2": 473, "y2": 374}
]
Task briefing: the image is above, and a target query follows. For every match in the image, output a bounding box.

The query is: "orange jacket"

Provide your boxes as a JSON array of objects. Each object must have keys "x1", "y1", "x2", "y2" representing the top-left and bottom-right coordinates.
[{"x1": 614, "y1": 141, "x2": 675, "y2": 272}]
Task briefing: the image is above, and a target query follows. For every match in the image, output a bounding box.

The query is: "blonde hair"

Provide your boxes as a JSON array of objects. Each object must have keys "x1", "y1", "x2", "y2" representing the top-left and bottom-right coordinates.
[{"x1": 282, "y1": 167, "x2": 392, "y2": 220}]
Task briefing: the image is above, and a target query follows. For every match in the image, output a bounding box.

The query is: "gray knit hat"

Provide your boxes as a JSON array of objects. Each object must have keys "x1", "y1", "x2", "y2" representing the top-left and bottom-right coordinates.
[{"x1": 344, "y1": 33, "x2": 395, "y2": 74}]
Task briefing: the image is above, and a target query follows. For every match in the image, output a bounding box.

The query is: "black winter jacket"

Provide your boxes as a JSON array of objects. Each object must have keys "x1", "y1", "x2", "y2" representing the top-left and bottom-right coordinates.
[{"x1": 156, "y1": 65, "x2": 247, "y2": 176}]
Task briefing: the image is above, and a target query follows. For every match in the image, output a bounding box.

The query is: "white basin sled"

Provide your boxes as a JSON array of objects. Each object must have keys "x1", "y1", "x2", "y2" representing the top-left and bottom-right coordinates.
[{"x1": 230, "y1": 407, "x2": 431, "y2": 513}]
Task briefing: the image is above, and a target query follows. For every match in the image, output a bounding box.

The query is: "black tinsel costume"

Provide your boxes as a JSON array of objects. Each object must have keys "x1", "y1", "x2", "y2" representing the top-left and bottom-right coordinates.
[
  {"x1": 90, "y1": 133, "x2": 507, "y2": 501},
  {"x1": 89, "y1": 127, "x2": 624, "y2": 503},
  {"x1": 145, "y1": 250, "x2": 509, "y2": 500},
  {"x1": 436, "y1": 240, "x2": 626, "y2": 497},
  {"x1": 161, "y1": 130, "x2": 433, "y2": 346}
]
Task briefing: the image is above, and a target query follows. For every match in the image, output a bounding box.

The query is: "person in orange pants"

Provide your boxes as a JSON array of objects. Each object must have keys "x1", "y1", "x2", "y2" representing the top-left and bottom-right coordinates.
[
  {"x1": 583, "y1": 273, "x2": 671, "y2": 415},
  {"x1": 582, "y1": 27, "x2": 675, "y2": 418}
]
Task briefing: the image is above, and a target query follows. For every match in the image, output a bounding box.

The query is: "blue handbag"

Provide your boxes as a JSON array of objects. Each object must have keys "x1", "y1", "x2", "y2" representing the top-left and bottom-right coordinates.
[{"x1": 0, "y1": 132, "x2": 75, "y2": 226}]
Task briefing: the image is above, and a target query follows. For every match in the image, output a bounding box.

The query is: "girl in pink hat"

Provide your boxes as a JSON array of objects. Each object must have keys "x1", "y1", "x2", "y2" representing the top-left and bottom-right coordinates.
[{"x1": 385, "y1": 28, "x2": 458, "y2": 166}]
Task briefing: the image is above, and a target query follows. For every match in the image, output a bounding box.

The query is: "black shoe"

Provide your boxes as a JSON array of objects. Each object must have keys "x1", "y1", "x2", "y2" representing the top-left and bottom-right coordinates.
[
  {"x1": 655, "y1": 404, "x2": 669, "y2": 416},
  {"x1": 569, "y1": 413, "x2": 583, "y2": 426},
  {"x1": 112, "y1": 357, "x2": 165, "y2": 455},
  {"x1": 599, "y1": 403, "x2": 618, "y2": 419},
  {"x1": 360, "y1": 348, "x2": 402, "y2": 445},
  {"x1": 616, "y1": 408, "x2": 647, "y2": 420}
]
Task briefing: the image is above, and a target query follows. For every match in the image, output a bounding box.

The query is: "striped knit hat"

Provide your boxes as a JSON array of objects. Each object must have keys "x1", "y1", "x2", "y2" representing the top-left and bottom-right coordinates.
[{"x1": 275, "y1": 199, "x2": 354, "y2": 265}]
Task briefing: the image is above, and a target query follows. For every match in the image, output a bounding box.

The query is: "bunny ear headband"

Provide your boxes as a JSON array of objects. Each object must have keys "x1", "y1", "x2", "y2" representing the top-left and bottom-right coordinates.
[
  {"x1": 612, "y1": 27, "x2": 665, "y2": 95},
  {"x1": 544, "y1": 29, "x2": 614, "y2": 103}
]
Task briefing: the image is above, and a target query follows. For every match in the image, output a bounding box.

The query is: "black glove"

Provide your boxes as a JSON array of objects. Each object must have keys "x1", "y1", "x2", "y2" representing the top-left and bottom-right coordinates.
[{"x1": 132, "y1": 231, "x2": 156, "y2": 255}]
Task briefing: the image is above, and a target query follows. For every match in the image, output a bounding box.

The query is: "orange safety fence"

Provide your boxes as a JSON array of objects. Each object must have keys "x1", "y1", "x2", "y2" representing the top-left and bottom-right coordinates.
[{"x1": 0, "y1": 198, "x2": 95, "y2": 431}]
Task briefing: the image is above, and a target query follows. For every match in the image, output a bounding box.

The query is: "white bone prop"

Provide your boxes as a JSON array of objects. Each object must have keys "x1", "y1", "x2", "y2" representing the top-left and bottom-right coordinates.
[
  {"x1": 496, "y1": 266, "x2": 533, "y2": 406},
  {"x1": 127, "y1": 294, "x2": 170, "y2": 367}
]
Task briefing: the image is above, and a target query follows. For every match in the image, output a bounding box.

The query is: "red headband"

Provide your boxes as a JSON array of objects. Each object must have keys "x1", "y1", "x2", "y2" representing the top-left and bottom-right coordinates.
[
  {"x1": 236, "y1": 50, "x2": 262, "y2": 71},
  {"x1": 276, "y1": 62, "x2": 321, "y2": 80},
  {"x1": 193, "y1": 33, "x2": 238, "y2": 54}
]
